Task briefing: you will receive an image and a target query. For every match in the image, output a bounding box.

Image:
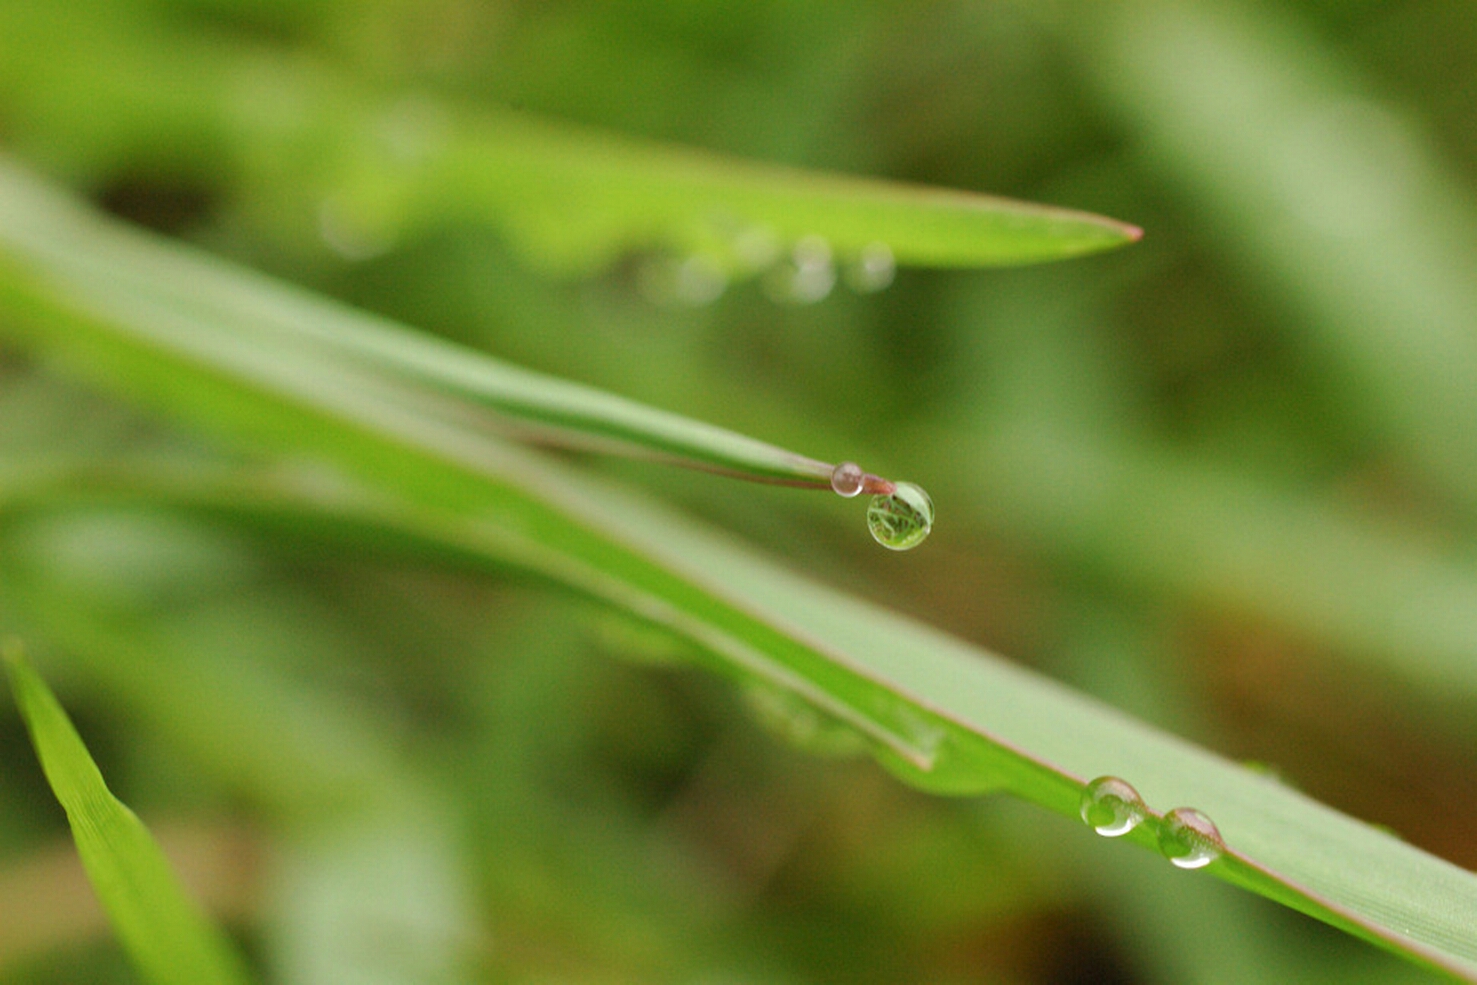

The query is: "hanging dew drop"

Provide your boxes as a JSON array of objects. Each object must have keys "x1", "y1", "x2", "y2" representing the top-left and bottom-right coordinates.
[
  {"x1": 763, "y1": 234, "x2": 836, "y2": 304},
  {"x1": 867, "y1": 482, "x2": 934, "y2": 550},
  {"x1": 845, "y1": 241, "x2": 896, "y2": 293},
  {"x1": 831, "y1": 462, "x2": 866, "y2": 497},
  {"x1": 1079, "y1": 776, "x2": 1148, "y2": 837},
  {"x1": 1158, "y1": 807, "x2": 1224, "y2": 869}
]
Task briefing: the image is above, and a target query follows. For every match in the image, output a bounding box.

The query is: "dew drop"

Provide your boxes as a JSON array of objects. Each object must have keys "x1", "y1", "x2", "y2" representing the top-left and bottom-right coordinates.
[
  {"x1": 318, "y1": 194, "x2": 395, "y2": 260},
  {"x1": 866, "y1": 482, "x2": 934, "y2": 551},
  {"x1": 741, "y1": 682, "x2": 866, "y2": 758},
  {"x1": 845, "y1": 241, "x2": 896, "y2": 293},
  {"x1": 732, "y1": 224, "x2": 781, "y2": 271},
  {"x1": 763, "y1": 234, "x2": 836, "y2": 304},
  {"x1": 639, "y1": 254, "x2": 728, "y2": 306},
  {"x1": 1158, "y1": 807, "x2": 1224, "y2": 869},
  {"x1": 1079, "y1": 776, "x2": 1147, "y2": 837},
  {"x1": 831, "y1": 462, "x2": 866, "y2": 497}
]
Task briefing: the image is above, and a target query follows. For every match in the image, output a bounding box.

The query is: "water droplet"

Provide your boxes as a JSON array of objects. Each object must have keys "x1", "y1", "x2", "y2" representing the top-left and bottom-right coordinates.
[
  {"x1": 763, "y1": 234, "x2": 836, "y2": 304},
  {"x1": 741, "y1": 683, "x2": 866, "y2": 758},
  {"x1": 639, "y1": 254, "x2": 728, "y2": 306},
  {"x1": 318, "y1": 195, "x2": 395, "y2": 260},
  {"x1": 845, "y1": 241, "x2": 896, "y2": 293},
  {"x1": 831, "y1": 462, "x2": 865, "y2": 497},
  {"x1": 376, "y1": 96, "x2": 449, "y2": 164},
  {"x1": 1158, "y1": 807, "x2": 1224, "y2": 869},
  {"x1": 1079, "y1": 776, "x2": 1147, "y2": 837},
  {"x1": 732, "y1": 224, "x2": 781, "y2": 271},
  {"x1": 867, "y1": 482, "x2": 934, "y2": 551}
]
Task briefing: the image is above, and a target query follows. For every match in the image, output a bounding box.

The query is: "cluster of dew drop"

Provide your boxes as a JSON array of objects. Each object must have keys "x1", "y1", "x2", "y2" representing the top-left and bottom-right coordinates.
[
  {"x1": 830, "y1": 462, "x2": 934, "y2": 551},
  {"x1": 1079, "y1": 776, "x2": 1225, "y2": 870},
  {"x1": 643, "y1": 220, "x2": 896, "y2": 308}
]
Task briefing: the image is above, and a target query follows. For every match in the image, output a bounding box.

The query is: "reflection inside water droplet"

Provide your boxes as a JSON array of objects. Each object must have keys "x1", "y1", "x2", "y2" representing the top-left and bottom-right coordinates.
[
  {"x1": 867, "y1": 482, "x2": 933, "y2": 550},
  {"x1": 1158, "y1": 807, "x2": 1224, "y2": 869},
  {"x1": 831, "y1": 462, "x2": 865, "y2": 497},
  {"x1": 845, "y1": 241, "x2": 895, "y2": 293},
  {"x1": 1079, "y1": 776, "x2": 1147, "y2": 837}
]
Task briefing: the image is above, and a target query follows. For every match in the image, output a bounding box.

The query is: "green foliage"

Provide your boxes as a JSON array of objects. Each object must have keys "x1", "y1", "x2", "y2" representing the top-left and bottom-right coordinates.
[
  {"x1": 2, "y1": 645, "x2": 253, "y2": 985},
  {"x1": 2, "y1": 1, "x2": 1477, "y2": 983}
]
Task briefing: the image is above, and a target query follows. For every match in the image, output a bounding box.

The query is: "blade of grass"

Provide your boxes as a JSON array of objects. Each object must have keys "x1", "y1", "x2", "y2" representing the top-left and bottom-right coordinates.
[
  {"x1": 1, "y1": 643, "x2": 255, "y2": 985},
  {"x1": 0, "y1": 154, "x2": 876, "y2": 492},
  {"x1": 1047, "y1": 0, "x2": 1477, "y2": 514},
  {"x1": 1, "y1": 160, "x2": 1475, "y2": 978},
  {"x1": 0, "y1": 2, "x2": 1140, "y2": 274}
]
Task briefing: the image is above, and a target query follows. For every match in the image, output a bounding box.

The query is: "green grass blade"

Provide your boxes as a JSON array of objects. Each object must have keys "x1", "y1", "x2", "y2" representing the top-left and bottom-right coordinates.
[
  {"x1": 1, "y1": 644, "x2": 255, "y2": 985},
  {"x1": 413, "y1": 110, "x2": 1143, "y2": 272},
  {"x1": 0, "y1": 3, "x2": 1140, "y2": 274},
  {"x1": 1, "y1": 161, "x2": 1474, "y2": 979},
  {"x1": 1050, "y1": 0, "x2": 1477, "y2": 512},
  {"x1": 0, "y1": 154, "x2": 857, "y2": 491}
]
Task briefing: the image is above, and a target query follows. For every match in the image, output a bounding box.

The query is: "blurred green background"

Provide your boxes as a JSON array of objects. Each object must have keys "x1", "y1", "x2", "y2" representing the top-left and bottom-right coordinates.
[{"x1": 3, "y1": 0, "x2": 1477, "y2": 981}]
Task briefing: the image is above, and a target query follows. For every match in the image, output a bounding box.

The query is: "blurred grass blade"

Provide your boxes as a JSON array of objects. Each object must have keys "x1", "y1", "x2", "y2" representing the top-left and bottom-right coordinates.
[
  {"x1": 1, "y1": 644, "x2": 254, "y2": 985},
  {"x1": 0, "y1": 3, "x2": 1140, "y2": 275},
  {"x1": 414, "y1": 110, "x2": 1143, "y2": 272},
  {"x1": 1, "y1": 160, "x2": 1476, "y2": 979},
  {"x1": 1049, "y1": 0, "x2": 1477, "y2": 512},
  {"x1": 0, "y1": 154, "x2": 846, "y2": 490}
]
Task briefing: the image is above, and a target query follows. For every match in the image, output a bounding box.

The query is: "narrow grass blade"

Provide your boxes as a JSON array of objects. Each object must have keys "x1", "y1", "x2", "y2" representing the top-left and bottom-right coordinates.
[
  {"x1": 0, "y1": 4, "x2": 1141, "y2": 275},
  {"x1": 1050, "y1": 0, "x2": 1477, "y2": 512},
  {"x1": 1, "y1": 644, "x2": 254, "y2": 985},
  {"x1": 1, "y1": 161, "x2": 1475, "y2": 978},
  {"x1": 0, "y1": 154, "x2": 849, "y2": 491},
  {"x1": 417, "y1": 110, "x2": 1143, "y2": 272}
]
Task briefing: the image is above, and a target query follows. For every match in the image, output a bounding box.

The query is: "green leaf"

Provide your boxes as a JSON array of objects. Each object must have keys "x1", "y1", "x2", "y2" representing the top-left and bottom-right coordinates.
[
  {"x1": 1, "y1": 158, "x2": 1474, "y2": 979},
  {"x1": 1, "y1": 643, "x2": 254, "y2": 985}
]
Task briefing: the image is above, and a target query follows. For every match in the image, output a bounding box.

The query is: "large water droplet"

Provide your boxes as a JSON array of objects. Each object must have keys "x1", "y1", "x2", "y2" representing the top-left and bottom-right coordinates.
[
  {"x1": 867, "y1": 482, "x2": 934, "y2": 550},
  {"x1": 831, "y1": 462, "x2": 865, "y2": 497},
  {"x1": 845, "y1": 241, "x2": 896, "y2": 293},
  {"x1": 1079, "y1": 776, "x2": 1148, "y2": 837},
  {"x1": 1158, "y1": 807, "x2": 1224, "y2": 869}
]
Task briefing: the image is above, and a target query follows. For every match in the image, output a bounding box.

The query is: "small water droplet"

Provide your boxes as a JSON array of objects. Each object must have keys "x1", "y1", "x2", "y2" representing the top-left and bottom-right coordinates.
[
  {"x1": 376, "y1": 96, "x2": 449, "y2": 164},
  {"x1": 1158, "y1": 807, "x2": 1224, "y2": 869},
  {"x1": 318, "y1": 195, "x2": 395, "y2": 260},
  {"x1": 845, "y1": 241, "x2": 896, "y2": 293},
  {"x1": 1079, "y1": 776, "x2": 1147, "y2": 837},
  {"x1": 867, "y1": 482, "x2": 934, "y2": 550},
  {"x1": 732, "y1": 224, "x2": 781, "y2": 271},
  {"x1": 831, "y1": 462, "x2": 865, "y2": 497},
  {"x1": 741, "y1": 683, "x2": 866, "y2": 758},
  {"x1": 763, "y1": 234, "x2": 836, "y2": 304},
  {"x1": 639, "y1": 254, "x2": 728, "y2": 306}
]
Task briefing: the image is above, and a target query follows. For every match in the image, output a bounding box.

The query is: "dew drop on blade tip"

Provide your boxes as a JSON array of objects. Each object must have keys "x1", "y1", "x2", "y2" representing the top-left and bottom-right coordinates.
[
  {"x1": 1080, "y1": 776, "x2": 1147, "y2": 837},
  {"x1": 1158, "y1": 807, "x2": 1224, "y2": 869},
  {"x1": 867, "y1": 481, "x2": 934, "y2": 550}
]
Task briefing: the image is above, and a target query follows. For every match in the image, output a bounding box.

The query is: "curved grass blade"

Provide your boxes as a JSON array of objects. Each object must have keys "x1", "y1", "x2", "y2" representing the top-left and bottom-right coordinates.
[
  {"x1": 1, "y1": 162, "x2": 1475, "y2": 979},
  {"x1": 1, "y1": 644, "x2": 254, "y2": 985}
]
